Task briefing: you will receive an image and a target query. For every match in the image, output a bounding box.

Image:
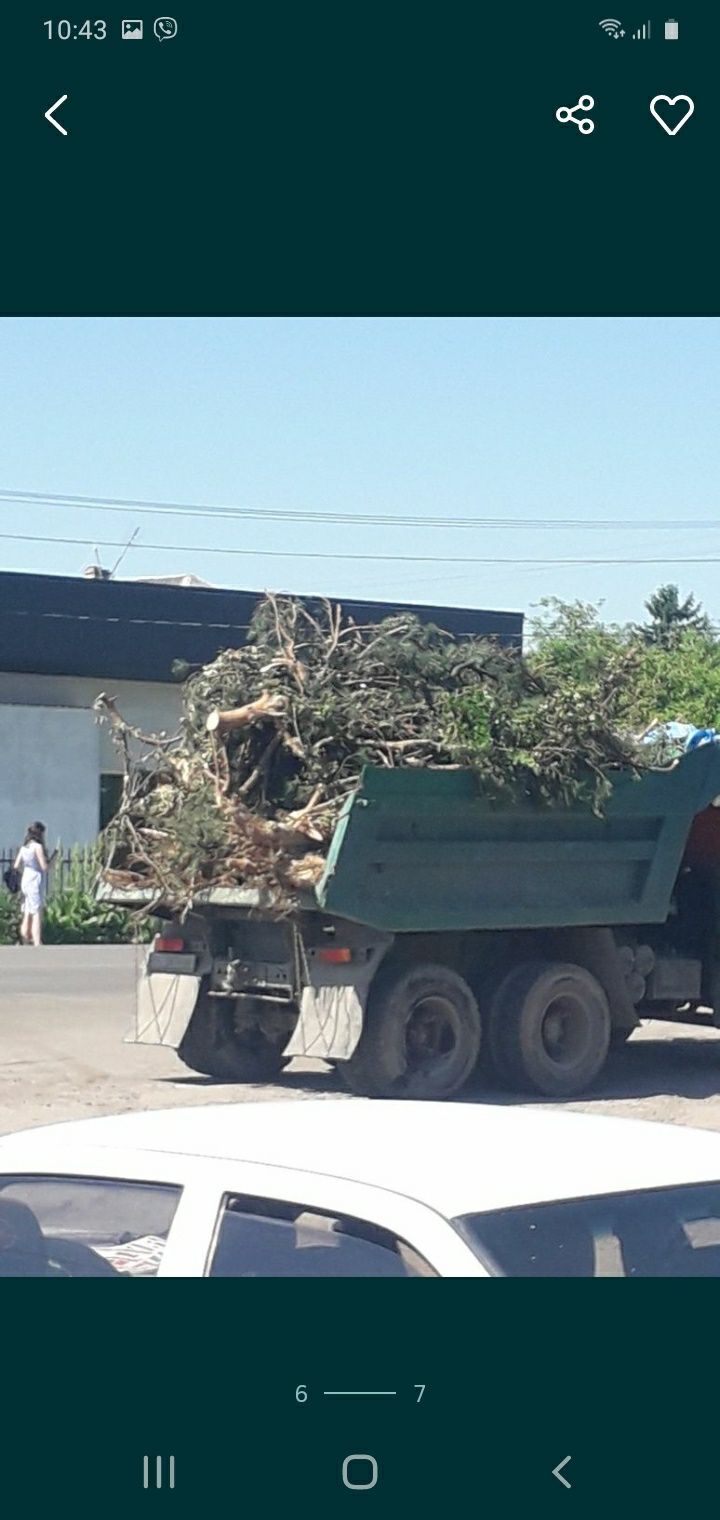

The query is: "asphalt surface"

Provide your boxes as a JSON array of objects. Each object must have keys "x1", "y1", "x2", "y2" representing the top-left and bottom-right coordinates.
[{"x1": 4, "y1": 946, "x2": 720, "y2": 1133}]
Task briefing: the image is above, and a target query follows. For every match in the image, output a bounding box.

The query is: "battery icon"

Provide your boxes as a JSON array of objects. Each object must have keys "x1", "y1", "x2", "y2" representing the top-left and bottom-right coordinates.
[{"x1": 665, "y1": 18, "x2": 679, "y2": 39}]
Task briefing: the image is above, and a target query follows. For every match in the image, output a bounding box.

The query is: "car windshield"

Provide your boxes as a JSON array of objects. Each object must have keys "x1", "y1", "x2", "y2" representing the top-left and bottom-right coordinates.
[{"x1": 454, "y1": 1182, "x2": 720, "y2": 1277}]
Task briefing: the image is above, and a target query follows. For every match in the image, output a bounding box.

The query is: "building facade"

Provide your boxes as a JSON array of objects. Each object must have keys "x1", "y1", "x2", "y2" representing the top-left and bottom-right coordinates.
[{"x1": 0, "y1": 570, "x2": 523, "y2": 850}]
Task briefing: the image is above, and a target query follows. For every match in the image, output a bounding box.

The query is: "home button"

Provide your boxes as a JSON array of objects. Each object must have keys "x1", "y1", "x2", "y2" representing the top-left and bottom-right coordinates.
[{"x1": 342, "y1": 1455, "x2": 378, "y2": 1491}]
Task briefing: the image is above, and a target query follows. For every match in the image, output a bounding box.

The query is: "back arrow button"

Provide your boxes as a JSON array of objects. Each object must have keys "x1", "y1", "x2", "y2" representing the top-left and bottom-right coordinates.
[
  {"x1": 552, "y1": 1456, "x2": 572, "y2": 1490},
  {"x1": 45, "y1": 95, "x2": 69, "y2": 135}
]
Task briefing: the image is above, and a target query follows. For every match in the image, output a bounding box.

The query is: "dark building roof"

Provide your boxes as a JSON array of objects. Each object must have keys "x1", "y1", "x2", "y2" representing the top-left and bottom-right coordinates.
[{"x1": 0, "y1": 570, "x2": 524, "y2": 683}]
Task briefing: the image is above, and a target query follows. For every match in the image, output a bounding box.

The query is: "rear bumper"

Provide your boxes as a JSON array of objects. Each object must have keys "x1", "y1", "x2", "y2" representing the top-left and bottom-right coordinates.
[{"x1": 128, "y1": 917, "x2": 393, "y2": 1060}]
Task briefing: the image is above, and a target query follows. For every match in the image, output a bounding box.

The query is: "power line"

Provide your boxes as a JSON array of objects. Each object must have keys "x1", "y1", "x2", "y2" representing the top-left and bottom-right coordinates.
[
  {"x1": 0, "y1": 486, "x2": 718, "y2": 534},
  {"x1": 3, "y1": 529, "x2": 720, "y2": 568}
]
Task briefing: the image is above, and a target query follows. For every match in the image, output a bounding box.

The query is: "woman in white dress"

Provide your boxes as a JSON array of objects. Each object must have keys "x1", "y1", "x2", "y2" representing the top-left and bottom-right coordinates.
[{"x1": 14, "y1": 822, "x2": 54, "y2": 946}]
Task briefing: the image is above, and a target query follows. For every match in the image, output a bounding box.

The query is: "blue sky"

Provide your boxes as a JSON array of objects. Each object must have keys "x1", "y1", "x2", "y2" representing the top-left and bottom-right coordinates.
[{"x1": 1, "y1": 316, "x2": 718, "y2": 625}]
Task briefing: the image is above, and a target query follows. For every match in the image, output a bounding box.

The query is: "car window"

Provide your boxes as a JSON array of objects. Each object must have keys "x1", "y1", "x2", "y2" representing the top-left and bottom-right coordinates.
[
  {"x1": 455, "y1": 1182, "x2": 720, "y2": 1277},
  {"x1": 208, "y1": 1194, "x2": 437, "y2": 1277},
  {"x1": 0, "y1": 1176, "x2": 181, "y2": 1277}
]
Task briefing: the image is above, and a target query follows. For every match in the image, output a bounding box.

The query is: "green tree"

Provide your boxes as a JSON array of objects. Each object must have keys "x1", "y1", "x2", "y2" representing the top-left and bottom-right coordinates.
[
  {"x1": 528, "y1": 598, "x2": 641, "y2": 725},
  {"x1": 633, "y1": 629, "x2": 720, "y2": 730},
  {"x1": 530, "y1": 595, "x2": 720, "y2": 733},
  {"x1": 641, "y1": 584, "x2": 711, "y2": 648}
]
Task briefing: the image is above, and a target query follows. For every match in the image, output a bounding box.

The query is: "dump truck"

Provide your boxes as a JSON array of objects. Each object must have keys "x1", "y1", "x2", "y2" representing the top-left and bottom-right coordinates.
[{"x1": 100, "y1": 742, "x2": 720, "y2": 1100}]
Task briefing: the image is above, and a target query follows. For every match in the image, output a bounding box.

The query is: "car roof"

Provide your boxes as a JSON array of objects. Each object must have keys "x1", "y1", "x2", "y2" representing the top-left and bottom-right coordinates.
[{"x1": 4, "y1": 1101, "x2": 720, "y2": 1216}]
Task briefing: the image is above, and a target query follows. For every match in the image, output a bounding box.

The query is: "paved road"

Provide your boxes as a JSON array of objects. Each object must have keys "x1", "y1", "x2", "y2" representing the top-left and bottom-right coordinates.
[
  {"x1": 0, "y1": 946, "x2": 339, "y2": 1132},
  {"x1": 4, "y1": 946, "x2": 720, "y2": 1133}
]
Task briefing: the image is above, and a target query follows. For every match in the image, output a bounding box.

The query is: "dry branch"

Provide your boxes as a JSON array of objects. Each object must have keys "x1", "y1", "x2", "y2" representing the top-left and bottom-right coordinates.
[{"x1": 206, "y1": 692, "x2": 288, "y2": 734}]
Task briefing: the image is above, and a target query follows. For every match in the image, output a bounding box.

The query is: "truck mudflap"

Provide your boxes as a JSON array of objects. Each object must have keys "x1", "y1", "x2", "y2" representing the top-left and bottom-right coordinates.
[
  {"x1": 283, "y1": 924, "x2": 393, "y2": 1061},
  {"x1": 283, "y1": 984, "x2": 366, "y2": 1061},
  {"x1": 128, "y1": 955, "x2": 201, "y2": 1048}
]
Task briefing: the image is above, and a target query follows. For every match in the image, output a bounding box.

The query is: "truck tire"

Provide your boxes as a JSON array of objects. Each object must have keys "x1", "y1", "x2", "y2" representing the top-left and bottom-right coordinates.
[
  {"x1": 339, "y1": 962, "x2": 481, "y2": 1099},
  {"x1": 487, "y1": 960, "x2": 610, "y2": 1097},
  {"x1": 177, "y1": 993, "x2": 286, "y2": 1082},
  {"x1": 609, "y1": 1024, "x2": 635, "y2": 1050}
]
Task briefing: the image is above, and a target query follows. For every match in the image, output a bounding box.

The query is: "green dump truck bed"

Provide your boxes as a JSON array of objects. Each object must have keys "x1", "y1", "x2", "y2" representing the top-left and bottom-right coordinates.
[{"x1": 315, "y1": 742, "x2": 720, "y2": 933}]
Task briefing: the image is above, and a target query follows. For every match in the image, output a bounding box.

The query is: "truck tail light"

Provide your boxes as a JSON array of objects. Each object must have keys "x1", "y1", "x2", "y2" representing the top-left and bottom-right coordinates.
[
  {"x1": 154, "y1": 935, "x2": 186, "y2": 953},
  {"x1": 317, "y1": 947, "x2": 353, "y2": 965}
]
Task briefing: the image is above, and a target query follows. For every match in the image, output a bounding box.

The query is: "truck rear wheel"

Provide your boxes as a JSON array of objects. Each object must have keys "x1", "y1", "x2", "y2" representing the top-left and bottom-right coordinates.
[
  {"x1": 609, "y1": 1024, "x2": 635, "y2": 1050},
  {"x1": 488, "y1": 960, "x2": 610, "y2": 1097},
  {"x1": 177, "y1": 992, "x2": 287, "y2": 1083},
  {"x1": 339, "y1": 962, "x2": 481, "y2": 1099}
]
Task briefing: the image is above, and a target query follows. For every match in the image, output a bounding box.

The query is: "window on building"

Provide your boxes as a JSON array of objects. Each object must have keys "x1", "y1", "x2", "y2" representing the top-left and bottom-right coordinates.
[{"x1": 100, "y1": 774, "x2": 124, "y2": 830}]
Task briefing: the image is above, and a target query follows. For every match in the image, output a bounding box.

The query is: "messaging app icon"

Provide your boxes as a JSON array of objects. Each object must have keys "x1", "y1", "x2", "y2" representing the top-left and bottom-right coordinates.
[{"x1": 154, "y1": 16, "x2": 178, "y2": 40}]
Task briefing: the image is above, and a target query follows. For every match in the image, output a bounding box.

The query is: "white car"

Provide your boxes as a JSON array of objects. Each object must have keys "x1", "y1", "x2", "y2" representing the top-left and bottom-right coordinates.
[{"x1": 2, "y1": 1100, "x2": 720, "y2": 1277}]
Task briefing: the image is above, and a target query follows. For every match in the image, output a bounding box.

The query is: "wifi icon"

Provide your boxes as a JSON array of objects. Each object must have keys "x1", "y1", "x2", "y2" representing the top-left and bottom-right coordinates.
[{"x1": 599, "y1": 17, "x2": 625, "y2": 37}]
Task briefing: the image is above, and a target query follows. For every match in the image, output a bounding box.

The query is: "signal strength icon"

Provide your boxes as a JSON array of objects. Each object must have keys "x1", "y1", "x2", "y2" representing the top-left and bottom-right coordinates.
[
  {"x1": 599, "y1": 18, "x2": 625, "y2": 38},
  {"x1": 632, "y1": 19, "x2": 651, "y2": 38}
]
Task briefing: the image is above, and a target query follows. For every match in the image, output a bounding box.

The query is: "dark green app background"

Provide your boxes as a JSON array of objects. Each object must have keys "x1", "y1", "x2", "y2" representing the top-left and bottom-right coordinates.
[
  {"x1": 11, "y1": 1288, "x2": 720, "y2": 1516},
  {"x1": 2, "y1": 5, "x2": 719, "y2": 1513},
  {"x1": 2, "y1": 2, "x2": 716, "y2": 312}
]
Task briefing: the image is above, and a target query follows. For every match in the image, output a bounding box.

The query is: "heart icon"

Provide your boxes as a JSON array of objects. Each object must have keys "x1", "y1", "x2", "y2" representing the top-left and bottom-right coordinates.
[{"x1": 650, "y1": 94, "x2": 695, "y2": 135}]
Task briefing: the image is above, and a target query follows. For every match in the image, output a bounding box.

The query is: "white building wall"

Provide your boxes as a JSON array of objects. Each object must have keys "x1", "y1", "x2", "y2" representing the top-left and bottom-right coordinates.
[
  {"x1": 0, "y1": 706, "x2": 100, "y2": 849},
  {"x1": 0, "y1": 674, "x2": 184, "y2": 772},
  {"x1": 0, "y1": 675, "x2": 185, "y2": 849}
]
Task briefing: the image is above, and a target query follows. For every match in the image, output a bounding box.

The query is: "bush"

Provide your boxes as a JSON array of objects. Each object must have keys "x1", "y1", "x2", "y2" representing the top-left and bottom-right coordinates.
[
  {"x1": 0, "y1": 884, "x2": 155, "y2": 946},
  {"x1": 0, "y1": 890, "x2": 21, "y2": 945},
  {"x1": 56, "y1": 842, "x2": 102, "y2": 896},
  {"x1": 43, "y1": 888, "x2": 156, "y2": 945}
]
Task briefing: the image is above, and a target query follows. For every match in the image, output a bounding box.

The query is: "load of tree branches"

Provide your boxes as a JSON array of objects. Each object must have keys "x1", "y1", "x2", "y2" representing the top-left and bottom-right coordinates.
[{"x1": 98, "y1": 593, "x2": 647, "y2": 914}]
